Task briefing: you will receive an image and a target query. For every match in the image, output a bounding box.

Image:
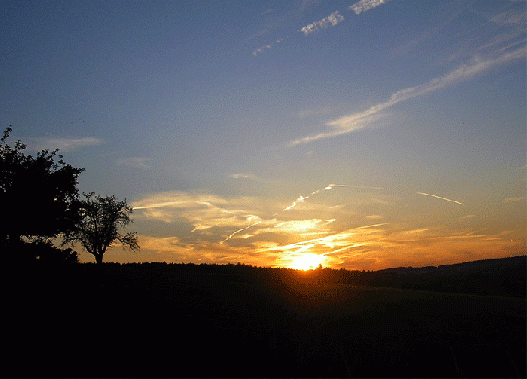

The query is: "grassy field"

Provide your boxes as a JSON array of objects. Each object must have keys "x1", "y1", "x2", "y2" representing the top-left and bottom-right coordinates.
[{"x1": 4, "y1": 258, "x2": 526, "y2": 377}]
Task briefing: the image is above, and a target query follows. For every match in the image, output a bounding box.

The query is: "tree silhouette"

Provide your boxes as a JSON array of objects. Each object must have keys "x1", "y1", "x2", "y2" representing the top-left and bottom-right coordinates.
[
  {"x1": 19, "y1": 239, "x2": 78, "y2": 264},
  {"x1": 1, "y1": 127, "x2": 84, "y2": 258},
  {"x1": 64, "y1": 193, "x2": 139, "y2": 263}
]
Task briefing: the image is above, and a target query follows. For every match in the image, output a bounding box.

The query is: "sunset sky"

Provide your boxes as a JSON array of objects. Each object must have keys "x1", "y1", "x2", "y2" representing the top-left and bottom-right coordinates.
[{"x1": 2, "y1": 0, "x2": 525, "y2": 269}]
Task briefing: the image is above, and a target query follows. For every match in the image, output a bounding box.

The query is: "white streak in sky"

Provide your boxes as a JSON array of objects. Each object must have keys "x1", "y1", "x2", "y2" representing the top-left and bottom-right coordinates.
[
  {"x1": 288, "y1": 46, "x2": 527, "y2": 146},
  {"x1": 219, "y1": 183, "x2": 463, "y2": 245},
  {"x1": 117, "y1": 157, "x2": 152, "y2": 169},
  {"x1": 262, "y1": 223, "x2": 387, "y2": 254},
  {"x1": 490, "y1": 9, "x2": 527, "y2": 26},
  {"x1": 502, "y1": 196, "x2": 525, "y2": 204},
  {"x1": 252, "y1": 38, "x2": 283, "y2": 56},
  {"x1": 300, "y1": 11, "x2": 344, "y2": 36},
  {"x1": 284, "y1": 195, "x2": 306, "y2": 211},
  {"x1": 349, "y1": 0, "x2": 392, "y2": 15},
  {"x1": 222, "y1": 220, "x2": 262, "y2": 243},
  {"x1": 29, "y1": 137, "x2": 104, "y2": 152},
  {"x1": 417, "y1": 192, "x2": 463, "y2": 205},
  {"x1": 224, "y1": 183, "x2": 384, "y2": 242},
  {"x1": 282, "y1": 183, "x2": 383, "y2": 211},
  {"x1": 230, "y1": 173, "x2": 258, "y2": 180}
]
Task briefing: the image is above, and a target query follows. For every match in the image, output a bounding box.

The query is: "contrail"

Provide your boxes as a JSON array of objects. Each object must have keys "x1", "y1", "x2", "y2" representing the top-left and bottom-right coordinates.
[
  {"x1": 222, "y1": 185, "x2": 460, "y2": 244},
  {"x1": 416, "y1": 192, "x2": 463, "y2": 205},
  {"x1": 284, "y1": 195, "x2": 307, "y2": 211},
  {"x1": 282, "y1": 183, "x2": 383, "y2": 212},
  {"x1": 221, "y1": 220, "x2": 262, "y2": 243},
  {"x1": 224, "y1": 183, "x2": 371, "y2": 242}
]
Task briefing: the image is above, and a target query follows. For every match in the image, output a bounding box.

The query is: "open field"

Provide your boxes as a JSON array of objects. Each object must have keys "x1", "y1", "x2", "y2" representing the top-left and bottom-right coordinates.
[{"x1": 4, "y1": 256, "x2": 525, "y2": 377}]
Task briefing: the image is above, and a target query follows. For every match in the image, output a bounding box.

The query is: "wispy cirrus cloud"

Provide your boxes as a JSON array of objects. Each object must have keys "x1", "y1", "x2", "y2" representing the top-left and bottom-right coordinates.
[
  {"x1": 490, "y1": 9, "x2": 527, "y2": 26},
  {"x1": 252, "y1": 38, "x2": 283, "y2": 56},
  {"x1": 229, "y1": 173, "x2": 259, "y2": 180},
  {"x1": 349, "y1": 0, "x2": 393, "y2": 15},
  {"x1": 252, "y1": 0, "x2": 391, "y2": 55},
  {"x1": 503, "y1": 196, "x2": 525, "y2": 204},
  {"x1": 132, "y1": 191, "x2": 267, "y2": 232},
  {"x1": 289, "y1": 46, "x2": 526, "y2": 146},
  {"x1": 282, "y1": 183, "x2": 383, "y2": 211},
  {"x1": 132, "y1": 184, "x2": 386, "y2": 244},
  {"x1": 123, "y1": 224, "x2": 522, "y2": 269},
  {"x1": 297, "y1": 107, "x2": 331, "y2": 118},
  {"x1": 29, "y1": 136, "x2": 104, "y2": 152},
  {"x1": 224, "y1": 184, "x2": 387, "y2": 241},
  {"x1": 117, "y1": 157, "x2": 153, "y2": 170},
  {"x1": 300, "y1": 11, "x2": 344, "y2": 36},
  {"x1": 126, "y1": 182, "x2": 525, "y2": 269}
]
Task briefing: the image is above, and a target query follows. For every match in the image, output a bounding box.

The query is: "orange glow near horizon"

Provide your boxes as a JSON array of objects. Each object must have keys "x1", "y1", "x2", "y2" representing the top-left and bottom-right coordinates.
[
  {"x1": 104, "y1": 181, "x2": 527, "y2": 269},
  {"x1": 290, "y1": 253, "x2": 325, "y2": 271}
]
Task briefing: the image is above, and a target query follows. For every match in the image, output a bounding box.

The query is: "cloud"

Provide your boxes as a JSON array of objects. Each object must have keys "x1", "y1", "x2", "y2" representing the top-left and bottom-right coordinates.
[
  {"x1": 284, "y1": 195, "x2": 307, "y2": 211},
  {"x1": 416, "y1": 192, "x2": 463, "y2": 205},
  {"x1": 264, "y1": 220, "x2": 520, "y2": 270},
  {"x1": 325, "y1": 184, "x2": 383, "y2": 190},
  {"x1": 135, "y1": 235, "x2": 260, "y2": 265},
  {"x1": 297, "y1": 107, "x2": 331, "y2": 118},
  {"x1": 29, "y1": 137, "x2": 104, "y2": 152},
  {"x1": 261, "y1": 223, "x2": 388, "y2": 262},
  {"x1": 261, "y1": 8, "x2": 275, "y2": 16},
  {"x1": 289, "y1": 46, "x2": 526, "y2": 146},
  {"x1": 490, "y1": 9, "x2": 527, "y2": 26},
  {"x1": 117, "y1": 157, "x2": 152, "y2": 170},
  {"x1": 127, "y1": 183, "x2": 525, "y2": 270},
  {"x1": 300, "y1": 11, "x2": 344, "y2": 36},
  {"x1": 252, "y1": 38, "x2": 283, "y2": 56},
  {"x1": 229, "y1": 173, "x2": 258, "y2": 180},
  {"x1": 132, "y1": 192, "x2": 267, "y2": 233},
  {"x1": 223, "y1": 184, "x2": 387, "y2": 243},
  {"x1": 299, "y1": 0, "x2": 323, "y2": 12},
  {"x1": 274, "y1": 219, "x2": 330, "y2": 236},
  {"x1": 132, "y1": 184, "x2": 388, "y2": 249},
  {"x1": 503, "y1": 196, "x2": 525, "y2": 204},
  {"x1": 280, "y1": 183, "x2": 384, "y2": 212},
  {"x1": 349, "y1": 0, "x2": 392, "y2": 15},
  {"x1": 140, "y1": 235, "x2": 182, "y2": 253},
  {"x1": 222, "y1": 218, "x2": 263, "y2": 243}
]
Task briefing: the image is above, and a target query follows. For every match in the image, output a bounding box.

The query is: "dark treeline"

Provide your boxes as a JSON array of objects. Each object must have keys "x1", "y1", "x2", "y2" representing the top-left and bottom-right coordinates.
[
  {"x1": 4, "y1": 255, "x2": 525, "y2": 377},
  {"x1": 88, "y1": 254, "x2": 525, "y2": 298}
]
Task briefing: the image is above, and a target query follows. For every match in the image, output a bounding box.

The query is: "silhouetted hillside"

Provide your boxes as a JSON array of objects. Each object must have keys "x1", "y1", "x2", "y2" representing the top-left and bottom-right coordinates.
[
  {"x1": 359, "y1": 255, "x2": 526, "y2": 298},
  {"x1": 3, "y1": 256, "x2": 525, "y2": 377}
]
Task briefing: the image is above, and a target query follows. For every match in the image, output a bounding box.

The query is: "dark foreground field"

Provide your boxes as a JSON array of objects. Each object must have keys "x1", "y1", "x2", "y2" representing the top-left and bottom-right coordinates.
[{"x1": 4, "y1": 256, "x2": 526, "y2": 377}]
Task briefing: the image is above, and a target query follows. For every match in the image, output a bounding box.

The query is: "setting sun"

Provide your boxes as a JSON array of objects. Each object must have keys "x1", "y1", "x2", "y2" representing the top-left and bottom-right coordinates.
[
  {"x1": 292, "y1": 253, "x2": 324, "y2": 271},
  {"x1": 5, "y1": 0, "x2": 525, "y2": 270}
]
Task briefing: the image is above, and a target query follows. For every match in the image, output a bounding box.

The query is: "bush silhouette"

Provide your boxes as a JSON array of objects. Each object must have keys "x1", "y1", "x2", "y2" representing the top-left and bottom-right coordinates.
[{"x1": 1, "y1": 127, "x2": 83, "y2": 262}]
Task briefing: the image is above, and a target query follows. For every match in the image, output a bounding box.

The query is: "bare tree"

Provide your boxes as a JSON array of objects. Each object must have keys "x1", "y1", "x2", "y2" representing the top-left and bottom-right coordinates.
[{"x1": 64, "y1": 193, "x2": 139, "y2": 263}]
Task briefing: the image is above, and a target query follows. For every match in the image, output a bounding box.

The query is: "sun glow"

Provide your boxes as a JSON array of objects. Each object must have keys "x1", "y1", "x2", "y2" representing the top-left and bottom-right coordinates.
[{"x1": 292, "y1": 253, "x2": 324, "y2": 271}]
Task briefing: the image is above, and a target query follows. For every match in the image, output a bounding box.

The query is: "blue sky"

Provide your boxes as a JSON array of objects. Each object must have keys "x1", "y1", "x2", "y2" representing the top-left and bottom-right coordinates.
[{"x1": 2, "y1": 0, "x2": 525, "y2": 269}]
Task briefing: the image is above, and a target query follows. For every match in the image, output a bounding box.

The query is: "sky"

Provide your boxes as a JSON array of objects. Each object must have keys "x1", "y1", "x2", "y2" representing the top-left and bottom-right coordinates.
[{"x1": 1, "y1": 0, "x2": 525, "y2": 270}]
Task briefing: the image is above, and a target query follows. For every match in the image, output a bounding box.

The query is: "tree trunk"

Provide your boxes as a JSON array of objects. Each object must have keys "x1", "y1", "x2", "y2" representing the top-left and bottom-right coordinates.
[{"x1": 95, "y1": 252, "x2": 104, "y2": 264}]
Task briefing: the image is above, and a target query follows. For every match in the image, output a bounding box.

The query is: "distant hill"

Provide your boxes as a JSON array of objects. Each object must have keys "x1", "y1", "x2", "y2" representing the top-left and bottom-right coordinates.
[{"x1": 360, "y1": 255, "x2": 526, "y2": 298}]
